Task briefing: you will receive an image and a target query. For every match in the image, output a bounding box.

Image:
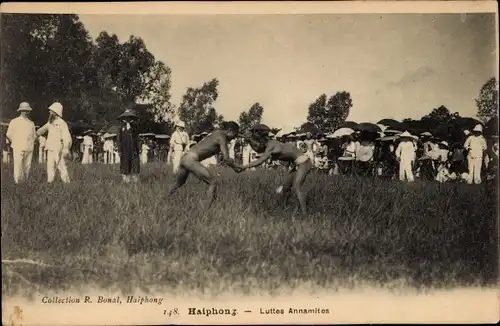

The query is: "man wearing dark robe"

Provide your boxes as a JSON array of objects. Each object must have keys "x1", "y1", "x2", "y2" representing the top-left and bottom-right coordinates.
[{"x1": 116, "y1": 109, "x2": 140, "y2": 183}]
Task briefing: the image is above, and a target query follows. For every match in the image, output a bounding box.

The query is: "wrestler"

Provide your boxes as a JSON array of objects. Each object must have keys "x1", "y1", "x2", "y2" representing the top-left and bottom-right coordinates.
[
  {"x1": 168, "y1": 121, "x2": 242, "y2": 208},
  {"x1": 239, "y1": 124, "x2": 313, "y2": 215}
]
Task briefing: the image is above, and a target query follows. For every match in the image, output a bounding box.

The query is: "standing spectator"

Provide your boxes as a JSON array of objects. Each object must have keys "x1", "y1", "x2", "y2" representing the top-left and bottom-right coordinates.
[
  {"x1": 103, "y1": 137, "x2": 114, "y2": 164},
  {"x1": 395, "y1": 131, "x2": 417, "y2": 182},
  {"x1": 116, "y1": 108, "x2": 140, "y2": 183},
  {"x1": 168, "y1": 121, "x2": 189, "y2": 174},
  {"x1": 38, "y1": 135, "x2": 47, "y2": 163},
  {"x1": 464, "y1": 124, "x2": 487, "y2": 184},
  {"x1": 419, "y1": 132, "x2": 437, "y2": 180},
  {"x1": 140, "y1": 140, "x2": 150, "y2": 165},
  {"x1": 81, "y1": 131, "x2": 94, "y2": 164},
  {"x1": 6, "y1": 102, "x2": 36, "y2": 184},
  {"x1": 229, "y1": 138, "x2": 236, "y2": 160},
  {"x1": 2, "y1": 137, "x2": 10, "y2": 164},
  {"x1": 36, "y1": 102, "x2": 72, "y2": 183}
]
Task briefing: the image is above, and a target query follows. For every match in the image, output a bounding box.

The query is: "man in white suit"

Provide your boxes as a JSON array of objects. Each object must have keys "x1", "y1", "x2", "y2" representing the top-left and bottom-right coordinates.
[
  {"x1": 6, "y1": 102, "x2": 36, "y2": 184},
  {"x1": 168, "y1": 121, "x2": 189, "y2": 174},
  {"x1": 36, "y1": 102, "x2": 72, "y2": 183}
]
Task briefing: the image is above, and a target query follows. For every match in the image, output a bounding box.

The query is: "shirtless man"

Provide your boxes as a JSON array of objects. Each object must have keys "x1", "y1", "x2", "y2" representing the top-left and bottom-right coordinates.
[
  {"x1": 238, "y1": 124, "x2": 313, "y2": 215},
  {"x1": 168, "y1": 121, "x2": 241, "y2": 208}
]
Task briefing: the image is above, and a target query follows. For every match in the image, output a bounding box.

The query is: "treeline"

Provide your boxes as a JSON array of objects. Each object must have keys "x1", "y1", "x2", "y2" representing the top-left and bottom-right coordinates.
[{"x1": 1, "y1": 14, "x2": 173, "y2": 133}]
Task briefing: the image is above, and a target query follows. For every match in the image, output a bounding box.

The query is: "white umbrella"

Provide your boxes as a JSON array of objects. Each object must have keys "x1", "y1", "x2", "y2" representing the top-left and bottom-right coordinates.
[
  {"x1": 330, "y1": 127, "x2": 355, "y2": 138},
  {"x1": 274, "y1": 130, "x2": 284, "y2": 138},
  {"x1": 377, "y1": 124, "x2": 388, "y2": 132},
  {"x1": 377, "y1": 135, "x2": 399, "y2": 142},
  {"x1": 103, "y1": 133, "x2": 116, "y2": 139}
]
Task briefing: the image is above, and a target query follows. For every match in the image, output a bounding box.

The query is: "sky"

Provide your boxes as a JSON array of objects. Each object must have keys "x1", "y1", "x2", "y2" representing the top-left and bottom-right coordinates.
[{"x1": 79, "y1": 13, "x2": 498, "y2": 131}]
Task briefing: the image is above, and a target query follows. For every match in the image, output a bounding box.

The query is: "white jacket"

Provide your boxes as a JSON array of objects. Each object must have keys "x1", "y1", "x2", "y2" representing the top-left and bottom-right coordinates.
[
  {"x1": 6, "y1": 116, "x2": 36, "y2": 151},
  {"x1": 37, "y1": 117, "x2": 72, "y2": 153},
  {"x1": 170, "y1": 130, "x2": 189, "y2": 151},
  {"x1": 396, "y1": 141, "x2": 416, "y2": 162},
  {"x1": 82, "y1": 135, "x2": 94, "y2": 149},
  {"x1": 464, "y1": 135, "x2": 487, "y2": 158}
]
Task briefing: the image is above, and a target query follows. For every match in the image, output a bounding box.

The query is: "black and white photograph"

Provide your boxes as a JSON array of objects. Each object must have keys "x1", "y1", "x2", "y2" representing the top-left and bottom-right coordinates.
[{"x1": 1, "y1": 1, "x2": 499, "y2": 325}]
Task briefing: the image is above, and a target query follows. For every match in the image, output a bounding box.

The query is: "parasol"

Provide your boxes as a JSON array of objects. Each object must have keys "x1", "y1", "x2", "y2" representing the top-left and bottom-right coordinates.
[
  {"x1": 102, "y1": 133, "x2": 116, "y2": 139},
  {"x1": 455, "y1": 117, "x2": 483, "y2": 131},
  {"x1": 377, "y1": 135, "x2": 400, "y2": 142},
  {"x1": 355, "y1": 122, "x2": 382, "y2": 133},
  {"x1": 341, "y1": 121, "x2": 358, "y2": 129},
  {"x1": 330, "y1": 127, "x2": 355, "y2": 138},
  {"x1": 106, "y1": 125, "x2": 121, "y2": 135},
  {"x1": 155, "y1": 134, "x2": 170, "y2": 139},
  {"x1": 139, "y1": 133, "x2": 156, "y2": 137},
  {"x1": 377, "y1": 119, "x2": 404, "y2": 131}
]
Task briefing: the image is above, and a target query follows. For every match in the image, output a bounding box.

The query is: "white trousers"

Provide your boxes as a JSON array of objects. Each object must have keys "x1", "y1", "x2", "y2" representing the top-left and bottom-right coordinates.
[
  {"x1": 13, "y1": 149, "x2": 33, "y2": 184},
  {"x1": 47, "y1": 150, "x2": 70, "y2": 183},
  {"x1": 3, "y1": 150, "x2": 10, "y2": 164},
  {"x1": 82, "y1": 146, "x2": 92, "y2": 164},
  {"x1": 38, "y1": 147, "x2": 47, "y2": 163},
  {"x1": 141, "y1": 152, "x2": 148, "y2": 165},
  {"x1": 467, "y1": 156, "x2": 482, "y2": 184},
  {"x1": 104, "y1": 150, "x2": 113, "y2": 164},
  {"x1": 171, "y1": 150, "x2": 183, "y2": 174},
  {"x1": 399, "y1": 159, "x2": 414, "y2": 182}
]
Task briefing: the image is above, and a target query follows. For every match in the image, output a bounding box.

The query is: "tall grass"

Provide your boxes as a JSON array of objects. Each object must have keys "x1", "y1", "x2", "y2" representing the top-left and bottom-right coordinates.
[{"x1": 1, "y1": 162, "x2": 497, "y2": 298}]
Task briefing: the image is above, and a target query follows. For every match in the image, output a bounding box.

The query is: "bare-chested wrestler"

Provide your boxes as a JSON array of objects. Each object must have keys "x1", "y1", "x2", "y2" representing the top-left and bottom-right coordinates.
[
  {"x1": 168, "y1": 121, "x2": 242, "y2": 208},
  {"x1": 238, "y1": 124, "x2": 313, "y2": 215}
]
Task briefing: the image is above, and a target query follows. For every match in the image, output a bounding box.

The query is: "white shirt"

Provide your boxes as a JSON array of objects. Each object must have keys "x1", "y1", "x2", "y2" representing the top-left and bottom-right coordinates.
[
  {"x1": 37, "y1": 117, "x2": 72, "y2": 152},
  {"x1": 344, "y1": 141, "x2": 357, "y2": 157},
  {"x1": 356, "y1": 142, "x2": 375, "y2": 162},
  {"x1": 464, "y1": 135, "x2": 487, "y2": 158},
  {"x1": 103, "y1": 139, "x2": 113, "y2": 151},
  {"x1": 141, "y1": 143, "x2": 150, "y2": 153},
  {"x1": 6, "y1": 116, "x2": 36, "y2": 151},
  {"x1": 396, "y1": 141, "x2": 416, "y2": 161},
  {"x1": 242, "y1": 144, "x2": 253, "y2": 158},
  {"x1": 438, "y1": 149, "x2": 449, "y2": 162},
  {"x1": 170, "y1": 130, "x2": 189, "y2": 151},
  {"x1": 82, "y1": 135, "x2": 93, "y2": 148}
]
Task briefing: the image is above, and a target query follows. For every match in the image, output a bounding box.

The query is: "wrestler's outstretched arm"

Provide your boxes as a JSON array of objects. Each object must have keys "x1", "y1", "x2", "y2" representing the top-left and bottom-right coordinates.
[
  {"x1": 241, "y1": 144, "x2": 274, "y2": 170},
  {"x1": 217, "y1": 133, "x2": 242, "y2": 171}
]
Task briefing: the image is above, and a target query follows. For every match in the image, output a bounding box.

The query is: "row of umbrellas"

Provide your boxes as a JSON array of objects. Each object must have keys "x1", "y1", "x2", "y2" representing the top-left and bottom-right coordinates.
[{"x1": 279, "y1": 116, "x2": 498, "y2": 142}]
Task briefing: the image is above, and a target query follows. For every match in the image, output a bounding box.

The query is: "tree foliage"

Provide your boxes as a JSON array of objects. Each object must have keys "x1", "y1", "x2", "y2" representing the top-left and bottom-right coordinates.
[
  {"x1": 475, "y1": 77, "x2": 499, "y2": 123},
  {"x1": 178, "y1": 78, "x2": 224, "y2": 135},
  {"x1": 0, "y1": 14, "x2": 173, "y2": 131},
  {"x1": 238, "y1": 102, "x2": 264, "y2": 131},
  {"x1": 306, "y1": 92, "x2": 352, "y2": 132}
]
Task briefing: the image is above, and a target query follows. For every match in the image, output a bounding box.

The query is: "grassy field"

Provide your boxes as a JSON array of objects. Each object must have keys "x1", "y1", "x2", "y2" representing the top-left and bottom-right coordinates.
[{"x1": 1, "y1": 162, "x2": 498, "y2": 299}]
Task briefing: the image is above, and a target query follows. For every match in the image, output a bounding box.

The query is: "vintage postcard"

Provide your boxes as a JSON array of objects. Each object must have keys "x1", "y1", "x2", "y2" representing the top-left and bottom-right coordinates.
[{"x1": 1, "y1": 1, "x2": 499, "y2": 325}]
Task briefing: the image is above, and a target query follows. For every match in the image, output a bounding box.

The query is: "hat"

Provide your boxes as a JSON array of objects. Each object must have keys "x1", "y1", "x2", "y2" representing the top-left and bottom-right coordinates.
[
  {"x1": 118, "y1": 109, "x2": 138, "y2": 120},
  {"x1": 420, "y1": 132, "x2": 432, "y2": 137},
  {"x1": 48, "y1": 102, "x2": 63, "y2": 117},
  {"x1": 385, "y1": 129, "x2": 402, "y2": 135},
  {"x1": 439, "y1": 141, "x2": 449, "y2": 148},
  {"x1": 399, "y1": 131, "x2": 417, "y2": 140},
  {"x1": 252, "y1": 124, "x2": 271, "y2": 132},
  {"x1": 17, "y1": 102, "x2": 32, "y2": 112},
  {"x1": 473, "y1": 124, "x2": 483, "y2": 133},
  {"x1": 176, "y1": 121, "x2": 186, "y2": 128}
]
